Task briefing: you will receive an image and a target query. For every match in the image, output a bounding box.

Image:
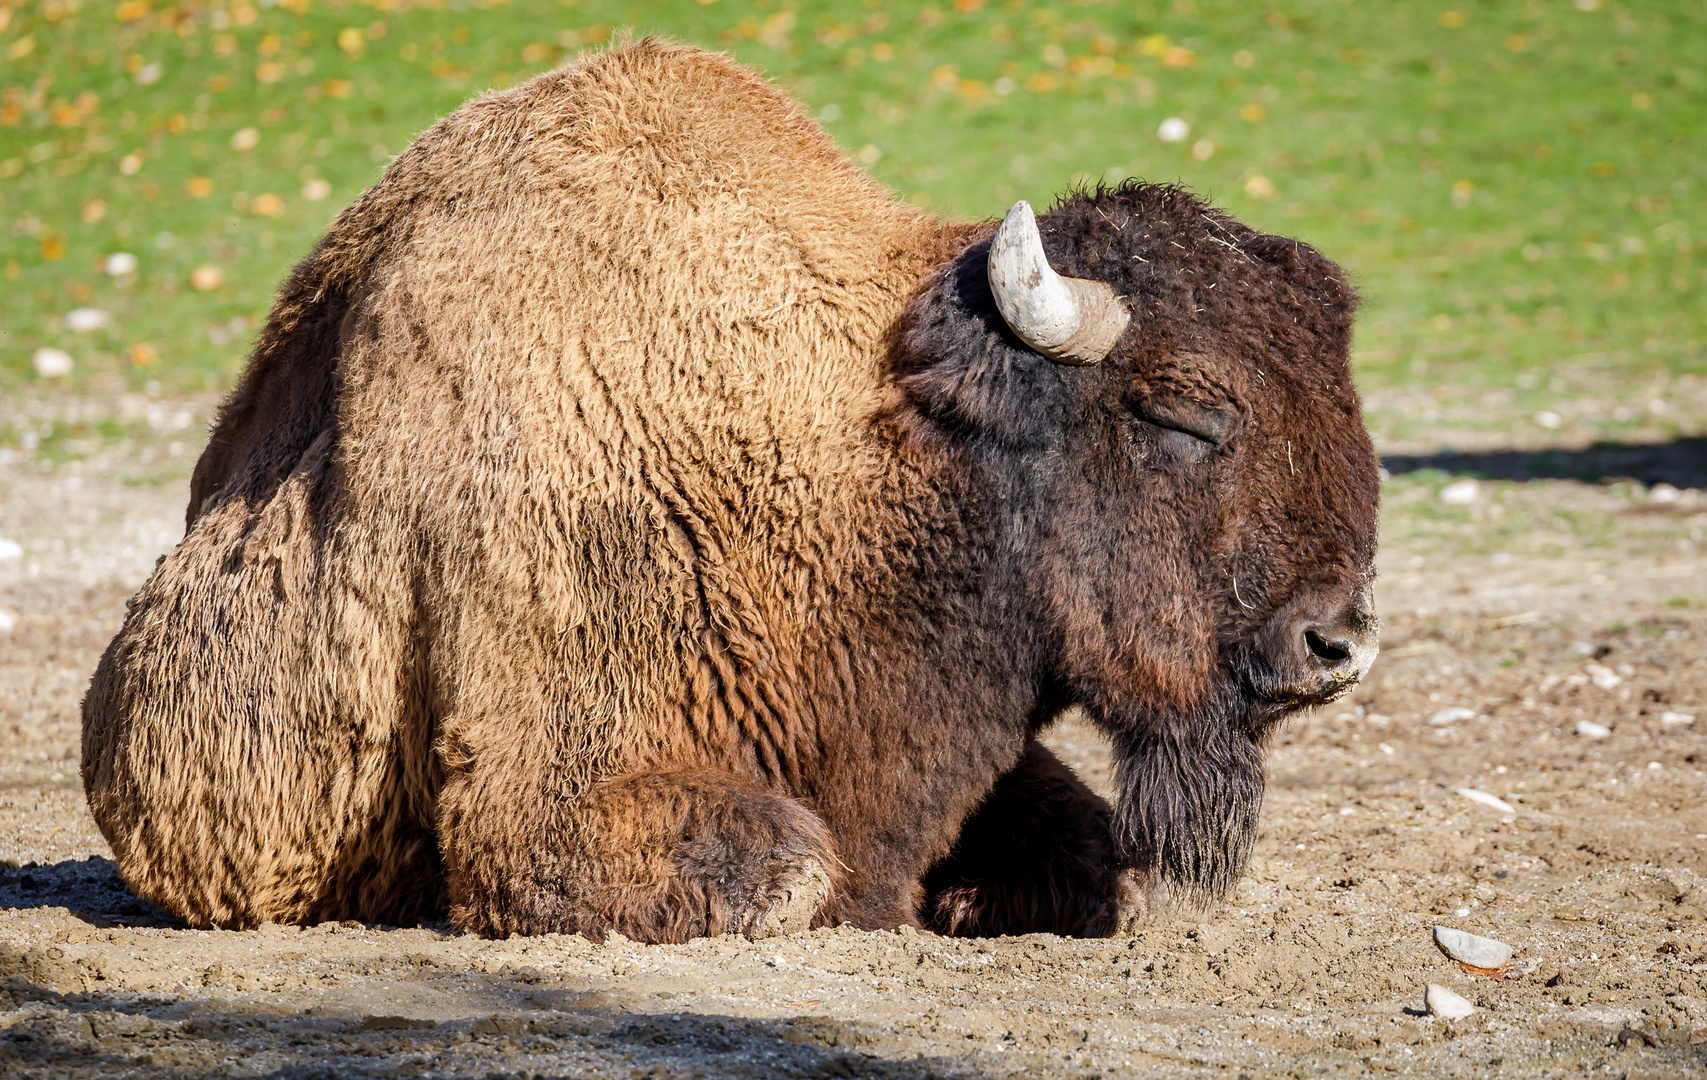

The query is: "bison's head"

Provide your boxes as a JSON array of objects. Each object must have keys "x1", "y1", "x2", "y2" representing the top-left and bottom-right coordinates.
[{"x1": 896, "y1": 183, "x2": 1380, "y2": 906}]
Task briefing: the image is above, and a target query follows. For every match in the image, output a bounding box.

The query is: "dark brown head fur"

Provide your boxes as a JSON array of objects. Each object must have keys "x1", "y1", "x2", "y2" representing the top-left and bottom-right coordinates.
[{"x1": 893, "y1": 182, "x2": 1379, "y2": 903}]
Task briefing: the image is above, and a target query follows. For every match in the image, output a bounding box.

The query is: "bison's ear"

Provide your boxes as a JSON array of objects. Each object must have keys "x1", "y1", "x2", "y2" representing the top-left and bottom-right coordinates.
[
  {"x1": 894, "y1": 235, "x2": 1082, "y2": 451},
  {"x1": 987, "y1": 201, "x2": 1130, "y2": 366}
]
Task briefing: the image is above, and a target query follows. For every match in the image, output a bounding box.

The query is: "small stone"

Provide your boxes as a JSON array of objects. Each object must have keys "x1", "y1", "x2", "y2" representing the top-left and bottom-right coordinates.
[
  {"x1": 1439, "y1": 478, "x2": 1480, "y2": 505},
  {"x1": 1576, "y1": 719, "x2": 1612, "y2": 739},
  {"x1": 1533, "y1": 410, "x2": 1562, "y2": 429},
  {"x1": 1455, "y1": 788, "x2": 1517, "y2": 814},
  {"x1": 32, "y1": 347, "x2": 74, "y2": 378},
  {"x1": 1157, "y1": 117, "x2": 1190, "y2": 142},
  {"x1": 0, "y1": 539, "x2": 20, "y2": 561},
  {"x1": 65, "y1": 307, "x2": 111, "y2": 332},
  {"x1": 104, "y1": 252, "x2": 138, "y2": 275},
  {"x1": 1433, "y1": 926, "x2": 1514, "y2": 969},
  {"x1": 1425, "y1": 983, "x2": 1476, "y2": 1019},
  {"x1": 1584, "y1": 663, "x2": 1622, "y2": 690},
  {"x1": 0, "y1": 610, "x2": 14, "y2": 633},
  {"x1": 1659, "y1": 712, "x2": 1695, "y2": 727},
  {"x1": 1428, "y1": 706, "x2": 1476, "y2": 726},
  {"x1": 1648, "y1": 483, "x2": 1681, "y2": 504}
]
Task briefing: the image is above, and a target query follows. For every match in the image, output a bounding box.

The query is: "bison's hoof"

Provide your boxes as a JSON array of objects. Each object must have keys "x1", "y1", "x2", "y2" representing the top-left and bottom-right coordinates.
[{"x1": 748, "y1": 859, "x2": 831, "y2": 939}]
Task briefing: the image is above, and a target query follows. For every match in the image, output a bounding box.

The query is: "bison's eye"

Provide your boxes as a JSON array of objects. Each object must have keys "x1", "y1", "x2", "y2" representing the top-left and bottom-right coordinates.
[
  {"x1": 1129, "y1": 401, "x2": 1237, "y2": 466},
  {"x1": 1151, "y1": 425, "x2": 1215, "y2": 465}
]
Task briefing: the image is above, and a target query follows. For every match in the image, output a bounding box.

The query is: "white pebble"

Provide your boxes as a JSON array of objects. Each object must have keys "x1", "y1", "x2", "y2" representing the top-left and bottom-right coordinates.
[
  {"x1": 1648, "y1": 483, "x2": 1681, "y2": 504},
  {"x1": 1659, "y1": 712, "x2": 1695, "y2": 727},
  {"x1": 104, "y1": 252, "x2": 139, "y2": 275},
  {"x1": 1584, "y1": 663, "x2": 1622, "y2": 690},
  {"x1": 1428, "y1": 706, "x2": 1476, "y2": 726},
  {"x1": 1533, "y1": 410, "x2": 1562, "y2": 429},
  {"x1": 1157, "y1": 117, "x2": 1190, "y2": 143},
  {"x1": 0, "y1": 539, "x2": 21, "y2": 561},
  {"x1": 65, "y1": 307, "x2": 111, "y2": 332},
  {"x1": 32, "y1": 347, "x2": 74, "y2": 378},
  {"x1": 1439, "y1": 478, "x2": 1480, "y2": 505},
  {"x1": 0, "y1": 609, "x2": 14, "y2": 633},
  {"x1": 1424, "y1": 983, "x2": 1476, "y2": 1019},
  {"x1": 1576, "y1": 720, "x2": 1612, "y2": 739},
  {"x1": 1455, "y1": 788, "x2": 1517, "y2": 814},
  {"x1": 1433, "y1": 926, "x2": 1513, "y2": 969}
]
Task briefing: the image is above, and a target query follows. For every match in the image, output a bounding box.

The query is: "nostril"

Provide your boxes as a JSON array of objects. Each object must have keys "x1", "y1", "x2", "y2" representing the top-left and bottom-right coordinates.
[{"x1": 1304, "y1": 628, "x2": 1351, "y2": 665}]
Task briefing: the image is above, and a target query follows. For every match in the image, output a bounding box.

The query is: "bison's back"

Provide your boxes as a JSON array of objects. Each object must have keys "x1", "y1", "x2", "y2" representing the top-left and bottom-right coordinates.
[{"x1": 83, "y1": 41, "x2": 961, "y2": 928}]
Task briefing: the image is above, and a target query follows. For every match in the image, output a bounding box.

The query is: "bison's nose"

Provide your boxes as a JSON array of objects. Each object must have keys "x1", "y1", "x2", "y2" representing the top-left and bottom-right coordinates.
[
  {"x1": 1257, "y1": 581, "x2": 1380, "y2": 704},
  {"x1": 1301, "y1": 622, "x2": 1378, "y2": 689}
]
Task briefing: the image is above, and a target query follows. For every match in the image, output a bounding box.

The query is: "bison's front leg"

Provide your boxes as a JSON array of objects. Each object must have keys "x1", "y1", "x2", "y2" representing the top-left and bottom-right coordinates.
[
  {"x1": 921, "y1": 740, "x2": 1138, "y2": 937},
  {"x1": 440, "y1": 768, "x2": 836, "y2": 943}
]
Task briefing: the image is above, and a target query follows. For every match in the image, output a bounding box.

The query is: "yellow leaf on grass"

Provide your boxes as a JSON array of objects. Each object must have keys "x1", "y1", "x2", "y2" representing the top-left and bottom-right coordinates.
[{"x1": 1162, "y1": 46, "x2": 1196, "y2": 68}]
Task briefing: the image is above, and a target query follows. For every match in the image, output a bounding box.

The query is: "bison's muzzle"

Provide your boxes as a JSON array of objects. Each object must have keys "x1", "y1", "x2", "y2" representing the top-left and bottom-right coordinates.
[{"x1": 1252, "y1": 579, "x2": 1380, "y2": 707}]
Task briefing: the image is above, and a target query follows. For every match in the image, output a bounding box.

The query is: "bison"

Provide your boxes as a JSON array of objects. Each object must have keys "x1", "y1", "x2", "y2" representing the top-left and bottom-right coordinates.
[{"x1": 81, "y1": 40, "x2": 1380, "y2": 943}]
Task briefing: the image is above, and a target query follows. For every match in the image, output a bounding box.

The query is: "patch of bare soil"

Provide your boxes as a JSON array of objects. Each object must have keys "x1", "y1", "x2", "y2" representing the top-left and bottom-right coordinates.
[{"x1": 1, "y1": 422, "x2": 1704, "y2": 1079}]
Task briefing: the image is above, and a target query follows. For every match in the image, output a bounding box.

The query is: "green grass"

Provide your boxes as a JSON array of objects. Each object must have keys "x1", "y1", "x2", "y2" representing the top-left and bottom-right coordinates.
[
  {"x1": 1377, "y1": 470, "x2": 1703, "y2": 559},
  {"x1": 3, "y1": 0, "x2": 1705, "y2": 423}
]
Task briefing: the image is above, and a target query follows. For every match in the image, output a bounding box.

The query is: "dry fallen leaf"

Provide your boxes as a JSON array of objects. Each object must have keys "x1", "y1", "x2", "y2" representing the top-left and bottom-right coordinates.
[{"x1": 1457, "y1": 957, "x2": 1540, "y2": 980}]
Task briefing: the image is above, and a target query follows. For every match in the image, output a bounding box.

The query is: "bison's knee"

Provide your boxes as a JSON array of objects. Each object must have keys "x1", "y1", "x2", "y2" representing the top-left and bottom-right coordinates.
[{"x1": 441, "y1": 769, "x2": 837, "y2": 943}]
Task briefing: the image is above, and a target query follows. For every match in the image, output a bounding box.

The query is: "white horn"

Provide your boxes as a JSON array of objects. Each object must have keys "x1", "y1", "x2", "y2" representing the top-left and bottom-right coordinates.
[{"x1": 986, "y1": 200, "x2": 1130, "y2": 365}]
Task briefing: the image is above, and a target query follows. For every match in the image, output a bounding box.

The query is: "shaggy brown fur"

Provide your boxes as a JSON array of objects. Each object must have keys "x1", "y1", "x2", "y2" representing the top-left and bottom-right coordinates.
[{"x1": 82, "y1": 41, "x2": 1380, "y2": 941}]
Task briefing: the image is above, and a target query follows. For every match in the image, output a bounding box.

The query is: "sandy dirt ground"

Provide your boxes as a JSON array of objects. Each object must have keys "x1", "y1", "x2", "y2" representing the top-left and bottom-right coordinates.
[{"x1": 1, "y1": 393, "x2": 1705, "y2": 1078}]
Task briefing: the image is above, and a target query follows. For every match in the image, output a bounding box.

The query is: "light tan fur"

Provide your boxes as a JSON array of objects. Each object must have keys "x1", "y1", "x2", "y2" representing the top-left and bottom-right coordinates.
[{"x1": 84, "y1": 41, "x2": 968, "y2": 933}]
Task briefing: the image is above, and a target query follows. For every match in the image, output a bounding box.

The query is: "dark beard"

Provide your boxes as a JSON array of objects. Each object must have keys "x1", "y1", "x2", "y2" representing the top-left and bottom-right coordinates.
[{"x1": 1107, "y1": 684, "x2": 1272, "y2": 907}]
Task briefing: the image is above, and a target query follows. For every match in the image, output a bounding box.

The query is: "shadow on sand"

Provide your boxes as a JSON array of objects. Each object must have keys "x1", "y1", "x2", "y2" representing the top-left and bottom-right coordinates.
[
  {"x1": 0, "y1": 858, "x2": 179, "y2": 929},
  {"x1": 1382, "y1": 435, "x2": 1706, "y2": 490}
]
